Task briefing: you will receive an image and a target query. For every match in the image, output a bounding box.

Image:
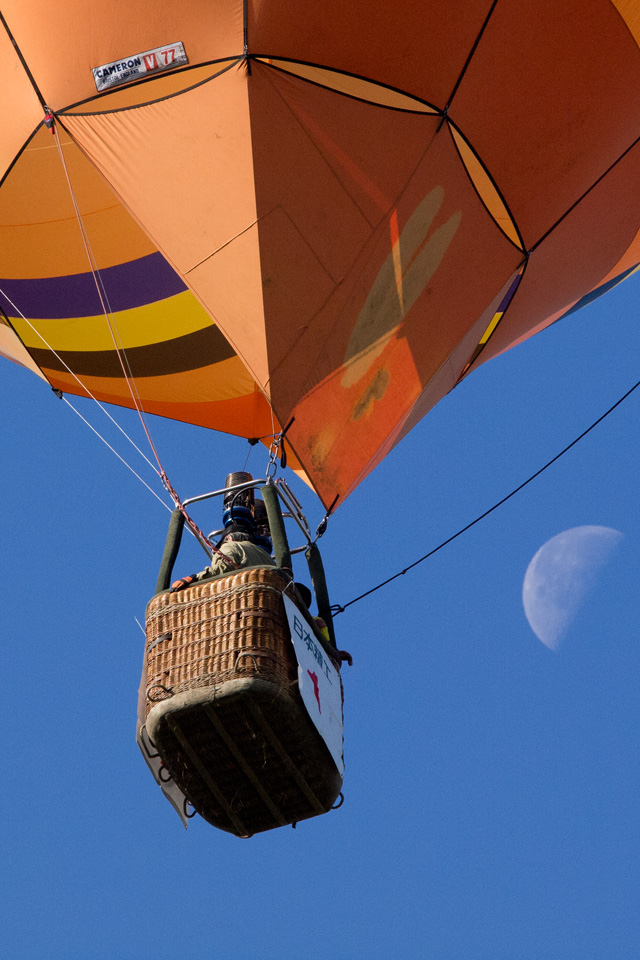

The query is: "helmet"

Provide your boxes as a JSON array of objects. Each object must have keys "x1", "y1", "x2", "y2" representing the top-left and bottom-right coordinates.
[{"x1": 295, "y1": 583, "x2": 313, "y2": 609}]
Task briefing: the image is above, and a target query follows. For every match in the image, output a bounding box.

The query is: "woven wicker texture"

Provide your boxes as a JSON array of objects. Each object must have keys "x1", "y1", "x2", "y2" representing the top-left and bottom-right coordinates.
[{"x1": 145, "y1": 567, "x2": 296, "y2": 712}]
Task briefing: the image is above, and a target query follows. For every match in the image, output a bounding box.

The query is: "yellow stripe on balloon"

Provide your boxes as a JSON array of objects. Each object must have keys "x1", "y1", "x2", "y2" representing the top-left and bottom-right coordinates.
[
  {"x1": 11, "y1": 289, "x2": 215, "y2": 352},
  {"x1": 479, "y1": 310, "x2": 503, "y2": 345}
]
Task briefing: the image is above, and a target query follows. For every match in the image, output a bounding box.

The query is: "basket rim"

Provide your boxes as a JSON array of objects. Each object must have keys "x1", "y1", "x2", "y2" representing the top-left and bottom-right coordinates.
[
  {"x1": 145, "y1": 567, "x2": 340, "y2": 666},
  {"x1": 145, "y1": 564, "x2": 291, "y2": 613}
]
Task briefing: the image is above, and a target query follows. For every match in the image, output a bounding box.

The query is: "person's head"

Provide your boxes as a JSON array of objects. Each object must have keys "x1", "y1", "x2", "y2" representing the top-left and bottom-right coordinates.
[{"x1": 295, "y1": 583, "x2": 313, "y2": 609}]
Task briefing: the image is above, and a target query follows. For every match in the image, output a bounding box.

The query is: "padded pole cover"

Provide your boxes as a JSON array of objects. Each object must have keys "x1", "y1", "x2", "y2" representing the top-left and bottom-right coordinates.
[
  {"x1": 261, "y1": 484, "x2": 292, "y2": 571},
  {"x1": 305, "y1": 541, "x2": 336, "y2": 648},
  {"x1": 155, "y1": 508, "x2": 185, "y2": 594}
]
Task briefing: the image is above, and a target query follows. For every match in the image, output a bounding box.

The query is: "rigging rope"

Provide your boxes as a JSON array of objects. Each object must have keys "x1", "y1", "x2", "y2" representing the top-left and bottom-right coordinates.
[
  {"x1": 49, "y1": 113, "x2": 234, "y2": 560},
  {"x1": 60, "y1": 392, "x2": 232, "y2": 561},
  {"x1": 50, "y1": 120, "x2": 167, "y2": 481},
  {"x1": 60, "y1": 395, "x2": 172, "y2": 511},
  {"x1": 331, "y1": 376, "x2": 640, "y2": 616},
  {"x1": 3, "y1": 110, "x2": 230, "y2": 558},
  {"x1": 0, "y1": 284, "x2": 162, "y2": 479}
]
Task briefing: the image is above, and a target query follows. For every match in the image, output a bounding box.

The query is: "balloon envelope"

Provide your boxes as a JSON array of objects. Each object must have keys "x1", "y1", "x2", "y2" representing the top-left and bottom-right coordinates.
[{"x1": 2, "y1": 0, "x2": 640, "y2": 506}]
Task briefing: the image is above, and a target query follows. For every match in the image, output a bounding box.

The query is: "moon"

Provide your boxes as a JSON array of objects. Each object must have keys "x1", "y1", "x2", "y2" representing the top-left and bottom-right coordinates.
[{"x1": 522, "y1": 526, "x2": 623, "y2": 650}]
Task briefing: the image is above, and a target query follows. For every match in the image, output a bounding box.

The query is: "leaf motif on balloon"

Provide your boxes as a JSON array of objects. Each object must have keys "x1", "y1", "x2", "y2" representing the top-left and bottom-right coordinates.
[{"x1": 341, "y1": 186, "x2": 462, "y2": 408}]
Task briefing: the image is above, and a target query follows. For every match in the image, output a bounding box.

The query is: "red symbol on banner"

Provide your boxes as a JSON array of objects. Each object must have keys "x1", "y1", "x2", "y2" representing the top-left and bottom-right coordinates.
[
  {"x1": 144, "y1": 53, "x2": 157, "y2": 70},
  {"x1": 307, "y1": 670, "x2": 321, "y2": 713}
]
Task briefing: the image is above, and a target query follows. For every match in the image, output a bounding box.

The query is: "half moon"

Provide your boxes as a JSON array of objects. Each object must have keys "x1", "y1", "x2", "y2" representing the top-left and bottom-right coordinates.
[{"x1": 522, "y1": 526, "x2": 623, "y2": 650}]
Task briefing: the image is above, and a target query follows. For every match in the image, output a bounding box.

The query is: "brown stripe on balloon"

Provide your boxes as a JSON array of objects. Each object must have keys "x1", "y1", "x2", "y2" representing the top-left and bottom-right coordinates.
[{"x1": 27, "y1": 323, "x2": 236, "y2": 378}]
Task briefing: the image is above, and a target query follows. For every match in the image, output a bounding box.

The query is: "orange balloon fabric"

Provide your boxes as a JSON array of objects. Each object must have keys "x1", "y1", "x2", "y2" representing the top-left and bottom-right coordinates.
[{"x1": 1, "y1": 1, "x2": 640, "y2": 506}]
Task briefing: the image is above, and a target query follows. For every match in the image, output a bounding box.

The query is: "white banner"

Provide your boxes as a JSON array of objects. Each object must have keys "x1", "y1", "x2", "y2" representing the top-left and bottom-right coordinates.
[
  {"x1": 283, "y1": 595, "x2": 344, "y2": 775},
  {"x1": 93, "y1": 42, "x2": 188, "y2": 92}
]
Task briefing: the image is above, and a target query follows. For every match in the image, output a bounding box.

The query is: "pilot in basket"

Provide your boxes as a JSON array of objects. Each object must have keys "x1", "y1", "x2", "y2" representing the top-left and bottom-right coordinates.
[{"x1": 138, "y1": 472, "x2": 348, "y2": 838}]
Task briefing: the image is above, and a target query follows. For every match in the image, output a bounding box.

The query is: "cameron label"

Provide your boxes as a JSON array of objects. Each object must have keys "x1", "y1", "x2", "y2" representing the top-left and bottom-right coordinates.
[{"x1": 93, "y1": 42, "x2": 188, "y2": 92}]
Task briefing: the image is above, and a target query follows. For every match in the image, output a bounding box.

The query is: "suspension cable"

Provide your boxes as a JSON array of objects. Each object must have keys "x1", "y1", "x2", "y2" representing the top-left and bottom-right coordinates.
[
  {"x1": 0, "y1": 285, "x2": 161, "y2": 478},
  {"x1": 47, "y1": 112, "x2": 228, "y2": 550},
  {"x1": 9, "y1": 110, "x2": 230, "y2": 552},
  {"x1": 332, "y1": 376, "x2": 640, "y2": 616},
  {"x1": 50, "y1": 118, "x2": 167, "y2": 478},
  {"x1": 60, "y1": 395, "x2": 172, "y2": 510},
  {"x1": 59, "y1": 391, "x2": 234, "y2": 557}
]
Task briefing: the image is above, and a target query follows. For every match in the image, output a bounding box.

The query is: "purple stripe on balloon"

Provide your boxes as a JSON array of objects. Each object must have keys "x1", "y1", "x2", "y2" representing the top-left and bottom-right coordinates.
[
  {"x1": 0, "y1": 252, "x2": 187, "y2": 320},
  {"x1": 496, "y1": 266, "x2": 524, "y2": 313}
]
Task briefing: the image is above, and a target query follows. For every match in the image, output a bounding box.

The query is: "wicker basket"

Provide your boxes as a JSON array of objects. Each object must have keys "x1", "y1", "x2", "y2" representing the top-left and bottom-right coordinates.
[{"x1": 143, "y1": 566, "x2": 343, "y2": 836}]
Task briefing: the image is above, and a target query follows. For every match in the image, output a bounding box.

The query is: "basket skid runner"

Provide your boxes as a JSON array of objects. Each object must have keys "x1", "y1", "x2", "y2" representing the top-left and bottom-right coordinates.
[{"x1": 138, "y1": 477, "x2": 346, "y2": 837}]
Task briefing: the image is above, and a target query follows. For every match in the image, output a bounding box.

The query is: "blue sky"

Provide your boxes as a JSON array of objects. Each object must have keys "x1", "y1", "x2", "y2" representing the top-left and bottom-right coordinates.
[{"x1": 2, "y1": 272, "x2": 639, "y2": 960}]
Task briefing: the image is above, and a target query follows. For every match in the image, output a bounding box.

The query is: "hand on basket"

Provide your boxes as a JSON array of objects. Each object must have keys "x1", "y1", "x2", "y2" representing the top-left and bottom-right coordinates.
[{"x1": 170, "y1": 574, "x2": 197, "y2": 592}]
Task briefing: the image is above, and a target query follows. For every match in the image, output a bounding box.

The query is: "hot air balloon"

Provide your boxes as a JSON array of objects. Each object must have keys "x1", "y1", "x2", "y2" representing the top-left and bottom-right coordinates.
[{"x1": 2, "y1": 0, "x2": 640, "y2": 833}]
